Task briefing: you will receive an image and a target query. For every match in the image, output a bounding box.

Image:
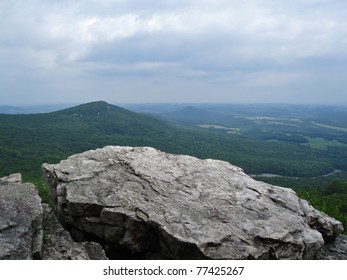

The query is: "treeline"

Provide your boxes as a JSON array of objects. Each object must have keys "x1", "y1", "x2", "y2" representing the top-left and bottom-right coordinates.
[{"x1": 297, "y1": 180, "x2": 347, "y2": 234}]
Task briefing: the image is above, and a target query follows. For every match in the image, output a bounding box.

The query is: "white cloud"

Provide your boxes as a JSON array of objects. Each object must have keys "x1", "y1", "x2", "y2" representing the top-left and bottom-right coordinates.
[{"x1": 1, "y1": 0, "x2": 347, "y2": 104}]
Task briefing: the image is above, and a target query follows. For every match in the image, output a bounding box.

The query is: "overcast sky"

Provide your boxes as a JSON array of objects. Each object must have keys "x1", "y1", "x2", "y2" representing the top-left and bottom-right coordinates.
[{"x1": 1, "y1": 0, "x2": 347, "y2": 105}]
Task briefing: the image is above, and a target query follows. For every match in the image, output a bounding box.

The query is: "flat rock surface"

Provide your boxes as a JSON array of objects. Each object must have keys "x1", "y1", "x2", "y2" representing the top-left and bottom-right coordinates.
[
  {"x1": 42, "y1": 146, "x2": 344, "y2": 259},
  {"x1": 0, "y1": 175, "x2": 43, "y2": 259}
]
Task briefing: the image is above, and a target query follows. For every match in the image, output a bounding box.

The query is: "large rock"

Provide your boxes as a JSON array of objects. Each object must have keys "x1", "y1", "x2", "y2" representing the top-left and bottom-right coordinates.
[
  {"x1": 0, "y1": 173, "x2": 107, "y2": 260},
  {"x1": 0, "y1": 174, "x2": 43, "y2": 259},
  {"x1": 42, "y1": 146, "x2": 344, "y2": 259}
]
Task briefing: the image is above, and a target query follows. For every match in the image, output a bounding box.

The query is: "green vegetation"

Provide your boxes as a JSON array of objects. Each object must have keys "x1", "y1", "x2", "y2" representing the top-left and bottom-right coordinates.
[
  {"x1": 1, "y1": 101, "x2": 347, "y2": 233},
  {"x1": 3, "y1": 101, "x2": 345, "y2": 180},
  {"x1": 297, "y1": 180, "x2": 347, "y2": 232},
  {"x1": 198, "y1": 124, "x2": 241, "y2": 134},
  {"x1": 304, "y1": 137, "x2": 347, "y2": 150}
]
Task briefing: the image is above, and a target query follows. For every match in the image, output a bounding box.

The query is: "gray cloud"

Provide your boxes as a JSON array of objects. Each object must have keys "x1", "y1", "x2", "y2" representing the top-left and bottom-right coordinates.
[{"x1": 1, "y1": 0, "x2": 347, "y2": 105}]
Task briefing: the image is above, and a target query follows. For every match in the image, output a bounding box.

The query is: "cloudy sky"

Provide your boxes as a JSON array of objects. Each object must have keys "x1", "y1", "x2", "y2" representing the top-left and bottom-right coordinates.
[{"x1": 1, "y1": 0, "x2": 347, "y2": 105}]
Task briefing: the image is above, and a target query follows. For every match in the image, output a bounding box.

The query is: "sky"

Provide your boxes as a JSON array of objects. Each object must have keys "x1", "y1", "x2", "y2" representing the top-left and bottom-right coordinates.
[{"x1": 1, "y1": 0, "x2": 347, "y2": 105}]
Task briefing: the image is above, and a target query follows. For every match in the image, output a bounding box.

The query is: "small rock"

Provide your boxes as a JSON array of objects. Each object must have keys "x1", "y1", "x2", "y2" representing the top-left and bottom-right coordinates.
[{"x1": 0, "y1": 173, "x2": 22, "y2": 184}]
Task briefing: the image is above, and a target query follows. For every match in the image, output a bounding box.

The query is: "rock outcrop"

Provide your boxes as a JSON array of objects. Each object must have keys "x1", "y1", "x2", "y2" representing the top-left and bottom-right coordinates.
[
  {"x1": 0, "y1": 174, "x2": 107, "y2": 260},
  {"x1": 0, "y1": 174, "x2": 43, "y2": 259},
  {"x1": 42, "y1": 146, "x2": 344, "y2": 259}
]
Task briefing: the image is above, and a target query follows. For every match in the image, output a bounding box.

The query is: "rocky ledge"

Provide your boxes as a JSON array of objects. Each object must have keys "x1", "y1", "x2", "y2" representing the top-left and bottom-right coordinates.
[{"x1": 41, "y1": 146, "x2": 345, "y2": 259}]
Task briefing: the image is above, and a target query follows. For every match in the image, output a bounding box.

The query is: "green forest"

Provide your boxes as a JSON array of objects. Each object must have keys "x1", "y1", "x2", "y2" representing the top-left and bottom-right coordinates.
[{"x1": 1, "y1": 101, "x2": 347, "y2": 232}]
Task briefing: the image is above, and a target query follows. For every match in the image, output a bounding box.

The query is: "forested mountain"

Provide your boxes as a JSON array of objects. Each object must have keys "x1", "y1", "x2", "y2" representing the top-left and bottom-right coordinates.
[{"x1": 0, "y1": 101, "x2": 175, "y2": 179}]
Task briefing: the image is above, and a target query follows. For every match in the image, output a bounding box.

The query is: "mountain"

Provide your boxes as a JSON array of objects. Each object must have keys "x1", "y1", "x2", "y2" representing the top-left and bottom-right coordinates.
[
  {"x1": 50, "y1": 101, "x2": 172, "y2": 135},
  {"x1": 0, "y1": 101, "x2": 177, "y2": 179}
]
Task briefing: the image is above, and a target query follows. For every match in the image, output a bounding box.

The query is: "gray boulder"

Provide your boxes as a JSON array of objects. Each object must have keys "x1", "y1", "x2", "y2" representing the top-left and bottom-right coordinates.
[
  {"x1": 42, "y1": 146, "x2": 344, "y2": 259},
  {"x1": 0, "y1": 174, "x2": 43, "y2": 259},
  {"x1": 0, "y1": 173, "x2": 107, "y2": 260}
]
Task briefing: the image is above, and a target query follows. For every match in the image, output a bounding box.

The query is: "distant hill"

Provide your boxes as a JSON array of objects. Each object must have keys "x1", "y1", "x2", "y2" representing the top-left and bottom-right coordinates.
[
  {"x1": 159, "y1": 106, "x2": 228, "y2": 124},
  {"x1": 0, "y1": 101, "x2": 178, "y2": 179},
  {"x1": 0, "y1": 104, "x2": 74, "y2": 114},
  {"x1": 50, "y1": 101, "x2": 172, "y2": 136}
]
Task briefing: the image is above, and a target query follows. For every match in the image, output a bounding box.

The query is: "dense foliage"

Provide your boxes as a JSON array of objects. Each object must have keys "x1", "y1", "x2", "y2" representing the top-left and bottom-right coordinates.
[{"x1": 297, "y1": 181, "x2": 347, "y2": 232}]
